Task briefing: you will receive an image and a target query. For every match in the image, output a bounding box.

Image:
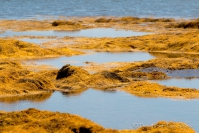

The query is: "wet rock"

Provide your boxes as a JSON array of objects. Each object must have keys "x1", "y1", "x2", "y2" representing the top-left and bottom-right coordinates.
[
  {"x1": 163, "y1": 87, "x2": 178, "y2": 92},
  {"x1": 56, "y1": 64, "x2": 74, "y2": 80},
  {"x1": 55, "y1": 65, "x2": 90, "y2": 95},
  {"x1": 95, "y1": 18, "x2": 114, "y2": 23},
  {"x1": 141, "y1": 18, "x2": 173, "y2": 22},
  {"x1": 52, "y1": 20, "x2": 80, "y2": 27},
  {"x1": 56, "y1": 64, "x2": 90, "y2": 80},
  {"x1": 72, "y1": 127, "x2": 92, "y2": 133},
  {"x1": 147, "y1": 71, "x2": 167, "y2": 79},
  {"x1": 101, "y1": 71, "x2": 129, "y2": 82},
  {"x1": 140, "y1": 63, "x2": 156, "y2": 68},
  {"x1": 167, "y1": 20, "x2": 199, "y2": 29},
  {"x1": 120, "y1": 16, "x2": 140, "y2": 22}
]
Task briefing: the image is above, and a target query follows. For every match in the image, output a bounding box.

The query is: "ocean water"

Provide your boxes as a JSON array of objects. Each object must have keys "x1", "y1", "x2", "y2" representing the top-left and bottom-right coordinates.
[{"x1": 0, "y1": 0, "x2": 199, "y2": 19}]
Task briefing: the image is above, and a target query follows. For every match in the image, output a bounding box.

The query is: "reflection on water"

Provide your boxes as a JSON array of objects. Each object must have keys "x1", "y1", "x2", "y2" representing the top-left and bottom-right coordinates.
[
  {"x1": 0, "y1": 92, "x2": 52, "y2": 104},
  {"x1": 152, "y1": 78, "x2": 199, "y2": 89},
  {"x1": 167, "y1": 69, "x2": 199, "y2": 78},
  {"x1": 1, "y1": 0, "x2": 199, "y2": 19},
  {"x1": 0, "y1": 89, "x2": 198, "y2": 131},
  {"x1": 0, "y1": 28, "x2": 150, "y2": 38},
  {"x1": 25, "y1": 52, "x2": 155, "y2": 68},
  {"x1": 140, "y1": 67, "x2": 199, "y2": 78},
  {"x1": 19, "y1": 38, "x2": 53, "y2": 44}
]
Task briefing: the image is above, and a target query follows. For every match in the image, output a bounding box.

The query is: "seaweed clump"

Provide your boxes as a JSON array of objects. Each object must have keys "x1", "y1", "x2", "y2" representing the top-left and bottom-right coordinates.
[
  {"x1": 52, "y1": 20, "x2": 81, "y2": 27},
  {"x1": 167, "y1": 20, "x2": 199, "y2": 29},
  {"x1": 122, "y1": 81, "x2": 199, "y2": 99},
  {"x1": 0, "y1": 108, "x2": 195, "y2": 133},
  {"x1": 0, "y1": 38, "x2": 83, "y2": 58},
  {"x1": 0, "y1": 60, "x2": 55, "y2": 96},
  {"x1": 55, "y1": 64, "x2": 90, "y2": 94}
]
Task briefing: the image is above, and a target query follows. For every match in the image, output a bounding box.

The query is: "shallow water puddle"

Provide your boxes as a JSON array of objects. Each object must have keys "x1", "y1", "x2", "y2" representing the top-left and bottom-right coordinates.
[
  {"x1": 142, "y1": 68, "x2": 199, "y2": 89},
  {"x1": 0, "y1": 28, "x2": 150, "y2": 38},
  {"x1": 26, "y1": 52, "x2": 154, "y2": 68},
  {"x1": 152, "y1": 78, "x2": 199, "y2": 89},
  {"x1": 139, "y1": 67, "x2": 199, "y2": 78},
  {"x1": 19, "y1": 38, "x2": 53, "y2": 44},
  {"x1": 167, "y1": 69, "x2": 199, "y2": 78},
  {"x1": 0, "y1": 89, "x2": 198, "y2": 131}
]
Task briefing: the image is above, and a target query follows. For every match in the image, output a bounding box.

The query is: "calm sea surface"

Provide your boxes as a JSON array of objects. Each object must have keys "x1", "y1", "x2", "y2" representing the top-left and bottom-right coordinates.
[{"x1": 1, "y1": 0, "x2": 199, "y2": 19}]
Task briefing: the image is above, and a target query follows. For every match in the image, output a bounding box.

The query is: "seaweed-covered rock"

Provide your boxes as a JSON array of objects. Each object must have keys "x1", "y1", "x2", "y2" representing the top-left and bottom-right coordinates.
[
  {"x1": 56, "y1": 64, "x2": 74, "y2": 80},
  {"x1": 95, "y1": 18, "x2": 114, "y2": 23},
  {"x1": 56, "y1": 64, "x2": 90, "y2": 81},
  {"x1": 166, "y1": 19, "x2": 199, "y2": 29},
  {"x1": 52, "y1": 20, "x2": 80, "y2": 26},
  {"x1": 101, "y1": 71, "x2": 129, "y2": 82}
]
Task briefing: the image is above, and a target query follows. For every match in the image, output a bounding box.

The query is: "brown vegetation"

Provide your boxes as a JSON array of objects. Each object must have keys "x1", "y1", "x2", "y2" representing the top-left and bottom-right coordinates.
[
  {"x1": 0, "y1": 19, "x2": 88, "y2": 31},
  {"x1": 54, "y1": 57, "x2": 199, "y2": 98},
  {"x1": 167, "y1": 19, "x2": 199, "y2": 29},
  {"x1": 149, "y1": 52, "x2": 199, "y2": 58},
  {"x1": 1, "y1": 57, "x2": 199, "y2": 98},
  {"x1": 87, "y1": 70, "x2": 130, "y2": 90},
  {"x1": 132, "y1": 121, "x2": 195, "y2": 133},
  {"x1": 95, "y1": 17, "x2": 174, "y2": 23},
  {"x1": 55, "y1": 65, "x2": 128, "y2": 92},
  {"x1": 0, "y1": 108, "x2": 195, "y2": 133},
  {"x1": 52, "y1": 20, "x2": 81, "y2": 27},
  {"x1": 0, "y1": 16, "x2": 175, "y2": 32},
  {"x1": 0, "y1": 17, "x2": 199, "y2": 132},
  {"x1": 0, "y1": 60, "x2": 55, "y2": 96},
  {"x1": 55, "y1": 64, "x2": 91, "y2": 94},
  {"x1": 116, "y1": 58, "x2": 199, "y2": 71},
  {"x1": 122, "y1": 81, "x2": 199, "y2": 99},
  {"x1": 69, "y1": 31, "x2": 199, "y2": 53},
  {"x1": 95, "y1": 18, "x2": 118, "y2": 23},
  {"x1": 0, "y1": 38, "x2": 83, "y2": 59},
  {"x1": 1, "y1": 17, "x2": 199, "y2": 54}
]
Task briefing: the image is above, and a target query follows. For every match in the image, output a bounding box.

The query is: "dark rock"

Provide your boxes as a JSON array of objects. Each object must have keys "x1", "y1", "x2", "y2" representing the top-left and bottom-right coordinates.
[
  {"x1": 72, "y1": 127, "x2": 92, "y2": 133},
  {"x1": 56, "y1": 64, "x2": 90, "y2": 80},
  {"x1": 56, "y1": 64, "x2": 74, "y2": 80},
  {"x1": 52, "y1": 21, "x2": 80, "y2": 27},
  {"x1": 102, "y1": 71, "x2": 129, "y2": 82},
  {"x1": 52, "y1": 21, "x2": 59, "y2": 26},
  {"x1": 95, "y1": 18, "x2": 112, "y2": 23}
]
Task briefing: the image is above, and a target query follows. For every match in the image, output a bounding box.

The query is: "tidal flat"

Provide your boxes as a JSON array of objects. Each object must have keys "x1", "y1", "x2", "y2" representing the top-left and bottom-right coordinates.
[{"x1": 0, "y1": 17, "x2": 199, "y2": 132}]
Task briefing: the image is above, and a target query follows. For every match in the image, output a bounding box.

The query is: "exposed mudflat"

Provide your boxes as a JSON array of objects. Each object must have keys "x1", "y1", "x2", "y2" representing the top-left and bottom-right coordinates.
[{"x1": 1, "y1": 17, "x2": 199, "y2": 132}]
